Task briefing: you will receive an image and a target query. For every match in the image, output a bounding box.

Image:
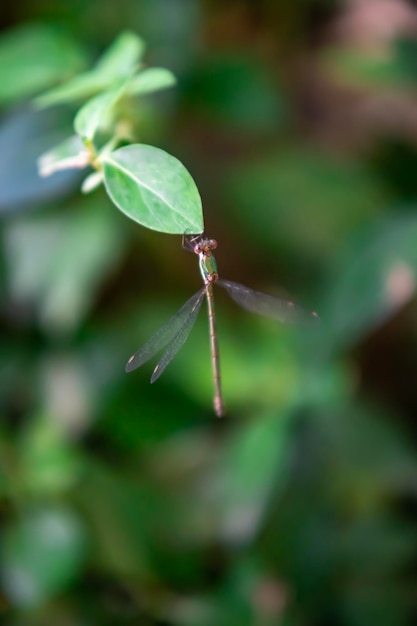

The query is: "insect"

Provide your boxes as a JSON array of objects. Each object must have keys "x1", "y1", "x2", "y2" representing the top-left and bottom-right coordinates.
[{"x1": 126, "y1": 235, "x2": 319, "y2": 417}]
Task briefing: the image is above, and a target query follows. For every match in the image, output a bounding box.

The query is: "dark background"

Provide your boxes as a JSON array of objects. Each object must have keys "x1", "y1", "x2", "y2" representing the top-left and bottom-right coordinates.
[{"x1": 1, "y1": 1, "x2": 417, "y2": 624}]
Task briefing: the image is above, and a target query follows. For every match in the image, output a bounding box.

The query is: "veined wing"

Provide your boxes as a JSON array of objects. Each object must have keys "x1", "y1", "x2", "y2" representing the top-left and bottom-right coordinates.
[
  {"x1": 126, "y1": 288, "x2": 206, "y2": 374},
  {"x1": 218, "y1": 279, "x2": 319, "y2": 325},
  {"x1": 151, "y1": 288, "x2": 206, "y2": 382}
]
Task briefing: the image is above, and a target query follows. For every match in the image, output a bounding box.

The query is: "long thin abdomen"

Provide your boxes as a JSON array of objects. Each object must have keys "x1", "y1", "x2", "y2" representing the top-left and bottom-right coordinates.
[{"x1": 205, "y1": 284, "x2": 224, "y2": 417}]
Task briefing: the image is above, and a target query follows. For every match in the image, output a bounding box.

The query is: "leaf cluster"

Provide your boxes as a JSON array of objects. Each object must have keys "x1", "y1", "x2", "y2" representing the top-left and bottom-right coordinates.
[{"x1": 36, "y1": 31, "x2": 204, "y2": 234}]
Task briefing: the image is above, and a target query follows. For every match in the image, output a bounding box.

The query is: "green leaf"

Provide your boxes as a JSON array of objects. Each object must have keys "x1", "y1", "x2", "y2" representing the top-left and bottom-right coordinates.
[
  {"x1": 102, "y1": 144, "x2": 204, "y2": 234},
  {"x1": 74, "y1": 80, "x2": 127, "y2": 140},
  {"x1": 35, "y1": 31, "x2": 144, "y2": 108},
  {"x1": 38, "y1": 135, "x2": 89, "y2": 177},
  {"x1": 0, "y1": 23, "x2": 86, "y2": 104},
  {"x1": 3, "y1": 199, "x2": 126, "y2": 334},
  {"x1": 34, "y1": 71, "x2": 112, "y2": 108},
  {"x1": 127, "y1": 67, "x2": 177, "y2": 95},
  {"x1": 94, "y1": 31, "x2": 145, "y2": 78},
  {"x1": 213, "y1": 411, "x2": 293, "y2": 544}
]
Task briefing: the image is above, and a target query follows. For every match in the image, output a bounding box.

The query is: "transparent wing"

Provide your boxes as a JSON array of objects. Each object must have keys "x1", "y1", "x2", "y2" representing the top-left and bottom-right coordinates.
[
  {"x1": 151, "y1": 289, "x2": 206, "y2": 382},
  {"x1": 218, "y1": 279, "x2": 319, "y2": 325},
  {"x1": 126, "y1": 288, "x2": 205, "y2": 373}
]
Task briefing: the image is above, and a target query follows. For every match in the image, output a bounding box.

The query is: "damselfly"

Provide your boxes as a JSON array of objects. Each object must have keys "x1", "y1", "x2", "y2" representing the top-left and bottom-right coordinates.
[{"x1": 126, "y1": 235, "x2": 319, "y2": 417}]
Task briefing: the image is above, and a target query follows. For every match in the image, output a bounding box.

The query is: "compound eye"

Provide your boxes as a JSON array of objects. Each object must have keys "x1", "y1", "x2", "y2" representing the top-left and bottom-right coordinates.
[{"x1": 209, "y1": 239, "x2": 217, "y2": 249}]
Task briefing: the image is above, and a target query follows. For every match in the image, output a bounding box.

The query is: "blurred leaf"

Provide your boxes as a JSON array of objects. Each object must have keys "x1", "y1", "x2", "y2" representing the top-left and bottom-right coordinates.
[
  {"x1": 212, "y1": 411, "x2": 293, "y2": 545},
  {"x1": 3, "y1": 198, "x2": 127, "y2": 334},
  {"x1": 35, "y1": 31, "x2": 144, "y2": 108},
  {"x1": 0, "y1": 23, "x2": 86, "y2": 104},
  {"x1": 94, "y1": 31, "x2": 145, "y2": 78},
  {"x1": 81, "y1": 170, "x2": 104, "y2": 193},
  {"x1": 74, "y1": 79, "x2": 128, "y2": 140},
  {"x1": 1, "y1": 507, "x2": 86, "y2": 608},
  {"x1": 102, "y1": 144, "x2": 204, "y2": 234},
  {"x1": 34, "y1": 71, "x2": 115, "y2": 109},
  {"x1": 317, "y1": 214, "x2": 417, "y2": 354},
  {"x1": 19, "y1": 414, "x2": 83, "y2": 495},
  {"x1": 38, "y1": 135, "x2": 89, "y2": 177},
  {"x1": 0, "y1": 108, "x2": 81, "y2": 215},
  {"x1": 127, "y1": 67, "x2": 177, "y2": 95}
]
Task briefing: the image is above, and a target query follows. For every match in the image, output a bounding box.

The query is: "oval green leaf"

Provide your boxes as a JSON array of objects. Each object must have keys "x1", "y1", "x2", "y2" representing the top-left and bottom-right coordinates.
[{"x1": 101, "y1": 144, "x2": 204, "y2": 234}]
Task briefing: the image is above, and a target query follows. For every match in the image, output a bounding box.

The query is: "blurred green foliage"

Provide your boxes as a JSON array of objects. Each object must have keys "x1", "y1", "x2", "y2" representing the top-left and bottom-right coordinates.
[{"x1": 1, "y1": 1, "x2": 417, "y2": 625}]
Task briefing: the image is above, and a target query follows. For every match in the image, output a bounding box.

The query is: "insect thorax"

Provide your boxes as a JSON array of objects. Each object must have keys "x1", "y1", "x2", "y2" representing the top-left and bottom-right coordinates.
[{"x1": 199, "y1": 252, "x2": 219, "y2": 284}]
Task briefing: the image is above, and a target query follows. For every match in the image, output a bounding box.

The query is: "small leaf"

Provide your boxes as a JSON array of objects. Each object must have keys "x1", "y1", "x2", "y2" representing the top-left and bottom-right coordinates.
[
  {"x1": 81, "y1": 171, "x2": 103, "y2": 193},
  {"x1": 102, "y1": 144, "x2": 204, "y2": 234},
  {"x1": 74, "y1": 80, "x2": 127, "y2": 140},
  {"x1": 38, "y1": 135, "x2": 89, "y2": 177},
  {"x1": 35, "y1": 72, "x2": 111, "y2": 108},
  {"x1": 95, "y1": 31, "x2": 145, "y2": 78},
  {"x1": 127, "y1": 67, "x2": 177, "y2": 95},
  {"x1": 35, "y1": 31, "x2": 144, "y2": 108}
]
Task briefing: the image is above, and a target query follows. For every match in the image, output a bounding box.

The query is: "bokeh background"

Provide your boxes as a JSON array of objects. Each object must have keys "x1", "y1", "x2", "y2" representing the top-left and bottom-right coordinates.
[{"x1": 1, "y1": 1, "x2": 417, "y2": 624}]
